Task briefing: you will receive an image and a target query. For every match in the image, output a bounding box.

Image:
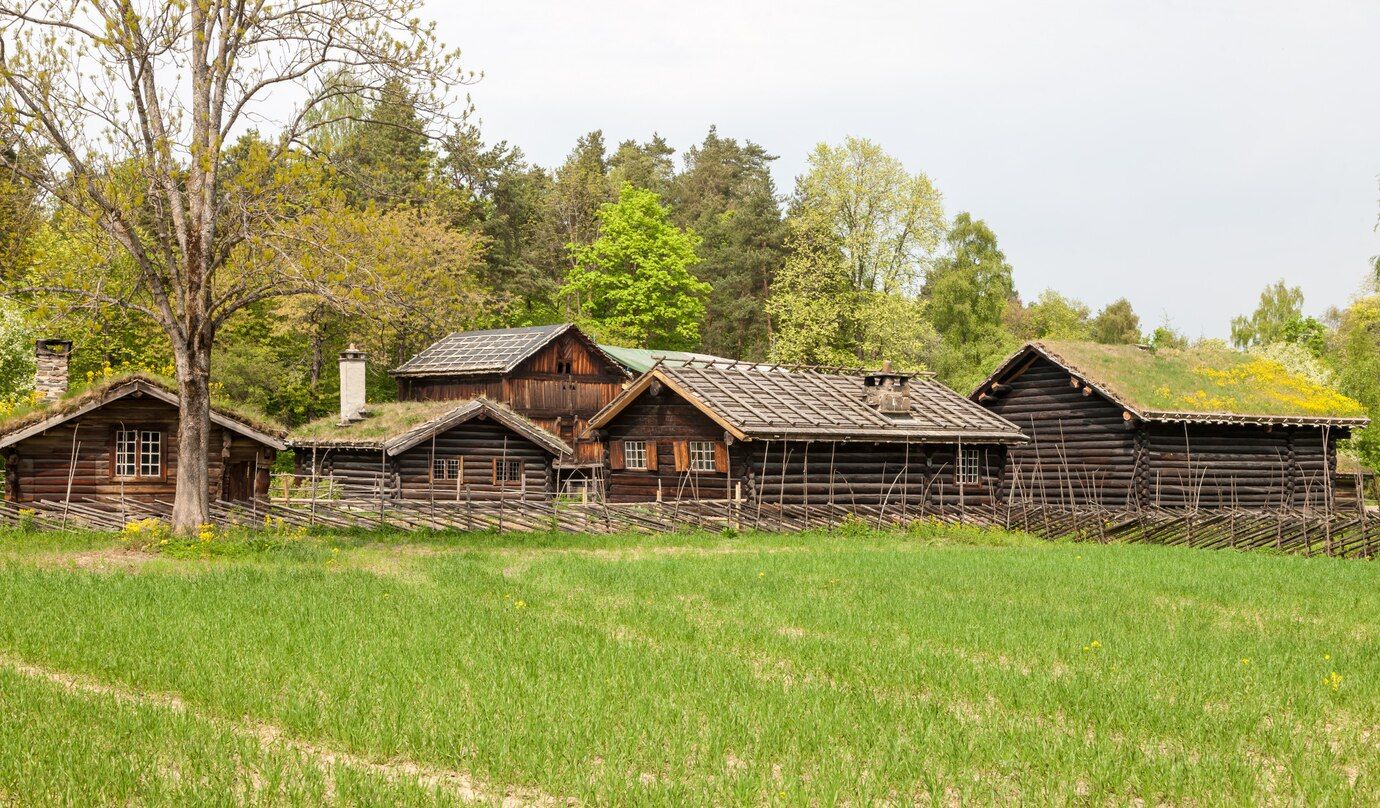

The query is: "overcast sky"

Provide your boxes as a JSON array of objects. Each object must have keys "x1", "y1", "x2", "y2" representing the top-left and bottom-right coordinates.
[{"x1": 427, "y1": 0, "x2": 1379, "y2": 338}]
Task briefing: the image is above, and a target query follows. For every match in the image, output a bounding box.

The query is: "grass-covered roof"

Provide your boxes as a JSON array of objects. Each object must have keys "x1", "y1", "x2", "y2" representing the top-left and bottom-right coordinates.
[
  {"x1": 290, "y1": 400, "x2": 462, "y2": 445},
  {"x1": 288, "y1": 397, "x2": 571, "y2": 456},
  {"x1": 993, "y1": 341, "x2": 1368, "y2": 424},
  {"x1": 0, "y1": 371, "x2": 285, "y2": 442}
]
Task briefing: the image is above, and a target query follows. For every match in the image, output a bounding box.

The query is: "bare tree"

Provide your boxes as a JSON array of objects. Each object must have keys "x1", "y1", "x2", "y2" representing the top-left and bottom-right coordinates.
[{"x1": 0, "y1": 1, "x2": 471, "y2": 532}]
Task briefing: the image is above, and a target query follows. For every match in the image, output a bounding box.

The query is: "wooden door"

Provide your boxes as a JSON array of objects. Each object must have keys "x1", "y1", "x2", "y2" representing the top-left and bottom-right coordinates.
[{"x1": 222, "y1": 461, "x2": 252, "y2": 501}]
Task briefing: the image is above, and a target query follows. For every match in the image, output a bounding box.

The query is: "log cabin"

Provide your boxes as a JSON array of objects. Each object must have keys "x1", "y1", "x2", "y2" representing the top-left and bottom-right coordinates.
[
  {"x1": 289, "y1": 397, "x2": 571, "y2": 501},
  {"x1": 584, "y1": 361, "x2": 1028, "y2": 505},
  {"x1": 0, "y1": 341, "x2": 286, "y2": 504},
  {"x1": 970, "y1": 341, "x2": 1371, "y2": 510},
  {"x1": 391, "y1": 325, "x2": 630, "y2": 477}
]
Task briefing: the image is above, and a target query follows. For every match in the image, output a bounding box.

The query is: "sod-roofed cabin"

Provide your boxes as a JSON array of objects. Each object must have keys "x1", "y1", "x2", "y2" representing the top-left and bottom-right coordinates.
[
  {"x1": 971, "y1": 341, "x2": 1370, "y2": 509},
  {"x1": 584, "y1": 361, "x2": 1028, "y2": 505},
  {"x1": 391, "y1": 324, "x2": 629, "y2": 468},
  {"x1": 289, "y1": 397, "x2": 571, "y2": 501},
  {"x1": 0, "y1": 341, "x2": 285, "y2": 504}
]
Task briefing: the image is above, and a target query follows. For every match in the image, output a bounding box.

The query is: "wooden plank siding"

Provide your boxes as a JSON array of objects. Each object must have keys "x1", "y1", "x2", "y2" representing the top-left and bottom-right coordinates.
[
  {"x1": 3, "y1": 394, "x2": 274, "y2": 503},
  {"x1": 296, "y1": 420, "x2": 554, "y2": 501},
  {"x1": 601, "y1": 385, "x2": 1008, "y2": 506},
  {"x1": 981, "y1": 355, "x2": 1343, "y2": 509},
  {"x1": 397, "y1": 330, "x2": 624, "y2": 465}
]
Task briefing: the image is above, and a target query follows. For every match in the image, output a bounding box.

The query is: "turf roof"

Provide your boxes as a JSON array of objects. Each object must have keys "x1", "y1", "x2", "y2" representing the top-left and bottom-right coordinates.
[
  {"x1": 288, "y1": 397, "x2": 570, "y2": 456},
  {"x1": 289, "y1": 400, "x2": 465, "y2": 444},
  {"x1": 0, "y1": 372, "x2": 285, "y2": 441},
  {"x1": 990, "y1": 341, "x2": 1368, "y2": 424}
]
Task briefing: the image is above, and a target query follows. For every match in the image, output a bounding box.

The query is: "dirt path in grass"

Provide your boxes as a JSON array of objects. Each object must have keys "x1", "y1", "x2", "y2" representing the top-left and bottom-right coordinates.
[{"x1": 0, "y1": 652, "x2": 572, "y2": 807}]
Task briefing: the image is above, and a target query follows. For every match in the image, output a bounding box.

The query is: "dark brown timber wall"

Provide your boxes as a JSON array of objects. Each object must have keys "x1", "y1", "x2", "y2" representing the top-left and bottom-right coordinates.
[
  {"x1": 601, "y1": 385, "x2": 734, "y2": 502},
  {"x1": 981, "y1": 355, "x2": 1343, "y2": 508},
  {"x1": 397, "y1": 330, "x2": 624, "y2": 466},
  {"x1": 600, "y1": 386, "x2": 1007, "y2": 506},
  {"x1": 295, "y1": 420, "x2": 553, "y2": 501},
  {"x1": 3, "y1": 395, "x2": 274, "y2": 503}
]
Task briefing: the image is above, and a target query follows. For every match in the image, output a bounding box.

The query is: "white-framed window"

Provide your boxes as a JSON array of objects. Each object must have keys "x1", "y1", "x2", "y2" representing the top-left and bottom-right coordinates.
[
  {"x1": 623, "y1": 440, "x2": 648, "y2": 470},
  {"x1": 139, "y1": 430, "x2": 161, "y2": 477},
  {"x1": 432, "y1": 457, "x2": 460, "y2": 481},
  {"x1": 688, "y1": 441, "x2": 716, "y2": 472},
  {"x1": 957, "y1": 447, "x2": 981, "y2": 485},
  {"x1": 494, "y1": 458, "x2": 523, "y2": 486},
  {"x1": 115, "y1": 429, "x2": 162, "y2": 478},
  {"x1": 115, "y1": 429, "x2": 138, "y2": 477}
]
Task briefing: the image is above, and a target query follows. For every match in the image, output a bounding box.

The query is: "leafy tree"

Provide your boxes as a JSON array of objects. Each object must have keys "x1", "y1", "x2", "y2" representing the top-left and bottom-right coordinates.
[
  {"x1": 440, "y1": 126, "x2": 559, "y2": 325},
  {"x1": 562, "y1": 185, "x2": 709, "y2": 349},
  {"x1": 668, "y1": 127, "x2": 785, "y2": 360},
  {"x1": 1148, "y1": 325, "x2": 1189, "y2": 351},
  {"x1": 1326, "y1": 294, "x2": 1380, "y2": 467},
  {"x1": 1231, "y1": 280, "x2": 1306, "y2": 348},
  {"x1": 0, "y1": 0, "x2": 469, "y2": 531},
  {"x1": 0, "y1": 298, "x2": 33, "y2": 398},
  {"x1": 333, "y1": 78, "x2": 438, "y2": 209},
  {"x1": 766, "y1": 208, "x2": 857, "y2": 366},
  {"x1": 548, "y1": 131, "x2": 616, "y2": 271},
  {"x1": 792, "y1": 137, "x2": 944, "y2": 296},
  {"x1": 1006, "y1": 290, "x2": 1093, "y2": 341},
  {"x1": 922, "y1": 213, "x2": 1016, "y2": 386},
  {"x1": 1279, "y1": 316, "x2": 1328, "y2": 356},
  {"x1": 1091, "y1": 298, "x2": 1143, "y2": 344}
]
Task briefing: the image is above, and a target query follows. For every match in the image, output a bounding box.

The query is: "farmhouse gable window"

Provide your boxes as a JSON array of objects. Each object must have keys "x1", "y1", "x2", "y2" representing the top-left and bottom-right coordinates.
[
  {"x1": 623, "y1": 440, "x2": 648, "y2": 470},
  {"x1": 674, "y1": 440, "x2": 727, "y2": 473},
  {"x1": 688, "y1": 441, "x2": 716, "y2": 472},
  {"x1": 957, "y1": 447, "x2": 981, "y2": 486},
  {"x1": 114, "y1": 428, "x2": 164, "y2": 479}
]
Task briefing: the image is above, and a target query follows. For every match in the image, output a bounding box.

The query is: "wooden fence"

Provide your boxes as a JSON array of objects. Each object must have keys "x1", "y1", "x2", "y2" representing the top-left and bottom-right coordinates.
[{"x1": 0, "y1": 497, "x2": 1374, "y2": 559}]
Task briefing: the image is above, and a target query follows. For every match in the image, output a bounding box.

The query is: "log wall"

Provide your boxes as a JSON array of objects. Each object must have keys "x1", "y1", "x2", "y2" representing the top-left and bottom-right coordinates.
[
  {"x1": 396, "y1": 330, "x2": 624, "y2": 466},
  {"x1": 296, "y1": 420, "x2": 553, "y2": 501},
  {"x1": 601, "y1": 385, "x2": 1008, "y2": 506},
  {"x1": 981, "y1": 354, "x2": 1345, "y2": 509},
  {"x1": 4, "y1": 395, "x2": 274, "y2": 503},
  {"x1": 602, "y1": 384, "x2": 735, "y2": 502}
]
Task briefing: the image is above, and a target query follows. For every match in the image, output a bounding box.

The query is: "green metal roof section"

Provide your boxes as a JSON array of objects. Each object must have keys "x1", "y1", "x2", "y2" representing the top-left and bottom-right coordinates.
[{"x1": 597, "y1": 344, "x2": 738, "y2": 374}]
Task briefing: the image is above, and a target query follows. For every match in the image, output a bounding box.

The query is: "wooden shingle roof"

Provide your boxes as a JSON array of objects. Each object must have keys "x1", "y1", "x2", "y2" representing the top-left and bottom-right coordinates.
[
  {"x1": 391, "y1": 324, "x2": 628, "y2": 379},
  {"x1": 588, "y1": 363, "x2": 1027, "y2": 444}
]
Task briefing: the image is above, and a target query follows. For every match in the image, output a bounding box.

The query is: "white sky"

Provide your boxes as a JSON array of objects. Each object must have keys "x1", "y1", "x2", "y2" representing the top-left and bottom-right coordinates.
[{"x1": 428, "y1": 0, "x2": 1380, "y2": 338}]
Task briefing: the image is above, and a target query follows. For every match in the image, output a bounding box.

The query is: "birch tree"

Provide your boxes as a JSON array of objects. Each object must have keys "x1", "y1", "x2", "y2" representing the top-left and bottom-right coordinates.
[{"x1": 0, "y1": 1, "x2": 470, "y2": 532}]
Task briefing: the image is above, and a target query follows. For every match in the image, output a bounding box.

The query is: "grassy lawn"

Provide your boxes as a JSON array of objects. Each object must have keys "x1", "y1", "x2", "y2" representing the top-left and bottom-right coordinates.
[{"x1": 0, "y1": 525, "x2": 1375, "y2": 805}]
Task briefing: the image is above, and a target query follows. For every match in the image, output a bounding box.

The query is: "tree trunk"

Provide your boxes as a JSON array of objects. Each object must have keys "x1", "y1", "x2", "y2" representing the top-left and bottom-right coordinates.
[{"x1": 170, "y1": 333, "x2": 213, "y2": 533}]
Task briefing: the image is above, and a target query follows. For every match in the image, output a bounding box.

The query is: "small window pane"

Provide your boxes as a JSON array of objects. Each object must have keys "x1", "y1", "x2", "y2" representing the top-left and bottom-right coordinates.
[
  {"x1": 958, "y1": 448, "x2": 980, "y2": 485},
  {"x1": 433, "y1": 457, "x2": 460, "y2": 480},
  {"x1": 496, "y1": 459, "x2": 523, "y2": 485},
  {"x1": 139, "y1": 431, "x2": 161, "y2": 477},
  {"x1": 689, "y1": 441, "x2": 716, "y2": 472},
  {"x1": 624, "y1": 440, "x2": 648, "y2": 470},
  {"x1": 115, "y1": 430, "x2": 137, "y2": 477}
]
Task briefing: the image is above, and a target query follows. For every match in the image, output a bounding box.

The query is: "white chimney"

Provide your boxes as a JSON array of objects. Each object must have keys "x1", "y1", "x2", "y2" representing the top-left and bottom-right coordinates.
[
  {"x1": 339, "y1": 344, "x2": 367, "y2": 424},
  {"x1": 34, "y1": 339, "x2": 72, "y2": 402}
]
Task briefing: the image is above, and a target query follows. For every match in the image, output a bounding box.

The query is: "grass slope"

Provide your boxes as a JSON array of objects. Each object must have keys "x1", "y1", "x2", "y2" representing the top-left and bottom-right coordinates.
[
  {"x1": 1036, "y1": 341, "x2": 1367, "y2": 419},
  {"x1": 0, "y1": 527, "x2": 1375, "y2": 805}
]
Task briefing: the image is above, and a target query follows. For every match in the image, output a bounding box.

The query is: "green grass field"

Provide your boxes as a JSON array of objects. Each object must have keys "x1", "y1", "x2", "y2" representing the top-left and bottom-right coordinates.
[{"x1": 0, "y1": 525, "x2": 1375, "y2": 805}]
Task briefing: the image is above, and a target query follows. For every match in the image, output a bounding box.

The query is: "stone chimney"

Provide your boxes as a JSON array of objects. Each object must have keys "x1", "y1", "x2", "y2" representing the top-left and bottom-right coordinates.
[
  {"x1": 339, "y1": 344, "x2": 367, "y2": 424},
  {"x1": 34, "y1": 339, "x2": 73, "y2": 402},
  {"x1": 863, "y1": 360, "x2": 913, "y2": 416}
]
